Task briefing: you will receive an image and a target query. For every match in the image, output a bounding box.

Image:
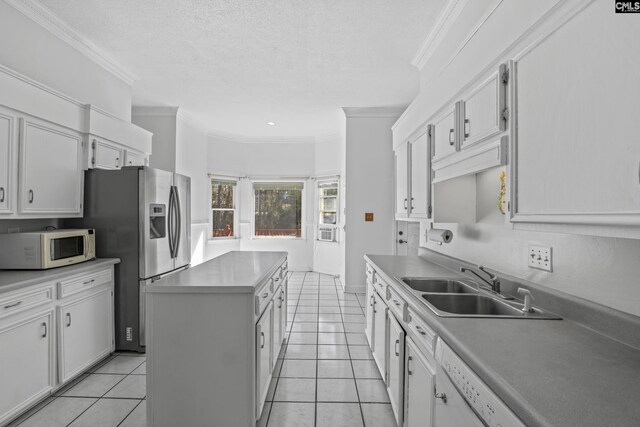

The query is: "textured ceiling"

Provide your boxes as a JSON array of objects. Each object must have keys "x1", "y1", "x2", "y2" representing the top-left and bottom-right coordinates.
[{"x1": 38, "y1": 0, "x2": 445, "y2": 141}]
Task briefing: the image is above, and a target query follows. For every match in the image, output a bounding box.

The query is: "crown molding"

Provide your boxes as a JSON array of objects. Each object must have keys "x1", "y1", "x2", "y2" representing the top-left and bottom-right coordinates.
[
  {"x1": 342, "y1": 107, "x2": 407, "y2": 118},
  {"x1": 131, "y1": 106, "x2": 179, "y2": 117},
  {"x1": 176, "y1": 109, "x2": 210, "y2": 135},
  {"x1": 411, "y1": 0, "x2": 469, "y2": 70},
  {"x1": 6, "y1": 0, "x2": 138, "y2": 85}
]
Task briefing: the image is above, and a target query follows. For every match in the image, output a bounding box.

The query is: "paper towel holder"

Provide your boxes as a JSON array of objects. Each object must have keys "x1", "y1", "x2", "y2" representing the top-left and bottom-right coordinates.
[{"x1": 426, "y1": 225, "x2": 453, "y2": 245}]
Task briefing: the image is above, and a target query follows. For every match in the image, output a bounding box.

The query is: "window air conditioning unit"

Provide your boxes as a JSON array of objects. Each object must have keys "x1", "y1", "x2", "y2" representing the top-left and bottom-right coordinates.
[{"x1": 318, "y1": 226, "x2": 336, "y2": 242}]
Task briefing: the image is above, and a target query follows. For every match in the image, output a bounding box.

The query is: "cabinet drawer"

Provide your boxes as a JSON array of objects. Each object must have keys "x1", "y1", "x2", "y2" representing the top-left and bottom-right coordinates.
[
  {"x1": 387, "y1": 286, "x2": 407, "y2": 323},
  {"x1": 255, "y1": 280, "x2": 274, "y2": 316},
  {"x1": 406, "y1": 307, "x2": 437, "y2": 356},
  {"x1": 373, "y1": 273, "x2": 388, "y2": 296},
  {"x1": 0, "y1": 285, "x2": 54, "y2": 319},
  {"x1": 57, "y1": 268, "x2": 112, "y2": 299}
]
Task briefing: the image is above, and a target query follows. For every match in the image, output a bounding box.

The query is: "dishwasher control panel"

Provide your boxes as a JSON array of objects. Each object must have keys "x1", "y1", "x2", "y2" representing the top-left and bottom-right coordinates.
[{"x1": 435, "y1": 338, "x2": 525, "y2": 427}]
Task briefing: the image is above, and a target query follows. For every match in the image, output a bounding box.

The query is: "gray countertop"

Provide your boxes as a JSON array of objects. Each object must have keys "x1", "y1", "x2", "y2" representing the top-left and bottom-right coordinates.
[
  {"x1": 365, "y1": 254, "x2": 640, "y2": 427},
  {"x1": 0, "y1": 258, "x2": 120, "y2": 294},
  {"x1": 147, "y1": 251, "x2": 287, "y2": 294}
]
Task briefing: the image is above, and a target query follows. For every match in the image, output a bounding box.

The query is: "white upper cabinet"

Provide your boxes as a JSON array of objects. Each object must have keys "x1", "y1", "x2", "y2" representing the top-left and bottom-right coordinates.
[
  {"x1": 509, "y1": 0, "x2": 640, "y2": 237},
  {"x1": 91, "y1": 137, "x2": 123, "y2": 170},
  {"x1": 395, "y1": 143, "x2": 410, "y2": 218},
  {"x1": 459, "y1": 64, "x2": 507, "y2": 150},
  {"x1": 409, "y1": 129, "x2": 431, "y2": 218},
  {"x1": 431, "y1": 103, "x2": 458, "y2": 163},
  {"x1": 0, "y1": 111, "x2": 14, "y2": 214},
  {"x1": 19, "y1": 118, "x2": 83, "y2": 216},
  {"x1": 124, "y1": 149, "x2": 147, "y2": 167}
]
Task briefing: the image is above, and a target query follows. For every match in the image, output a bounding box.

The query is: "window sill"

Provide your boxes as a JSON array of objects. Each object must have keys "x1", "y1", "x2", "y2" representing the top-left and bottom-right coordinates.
[
  {"x1": 251, "y1": 236, "x2": 304, "y2": 240},
  {"x1": 208, "y1": 237, "x2": 239, "y2": 241}
]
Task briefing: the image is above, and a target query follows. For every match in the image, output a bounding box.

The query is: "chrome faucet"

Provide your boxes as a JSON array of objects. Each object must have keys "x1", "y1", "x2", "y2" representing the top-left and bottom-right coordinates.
[{"x1": 460, "y1": 265, "x2": 502, "y2": 294}]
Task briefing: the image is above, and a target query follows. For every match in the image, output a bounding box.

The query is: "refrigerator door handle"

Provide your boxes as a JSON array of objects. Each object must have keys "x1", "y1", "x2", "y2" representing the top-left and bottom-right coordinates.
[
  {"x1": 168, "y1": 186, "x2": 176, "y2": 258},
  {"x1": 173, "y1": 185, "x2": 181, "y2": 258}
]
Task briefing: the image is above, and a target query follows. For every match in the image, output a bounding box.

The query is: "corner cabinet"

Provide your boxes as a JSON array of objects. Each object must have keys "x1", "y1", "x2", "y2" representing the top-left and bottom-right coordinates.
[{"x1": 0, "y1": 261, "x2": 116, "y2": 426}]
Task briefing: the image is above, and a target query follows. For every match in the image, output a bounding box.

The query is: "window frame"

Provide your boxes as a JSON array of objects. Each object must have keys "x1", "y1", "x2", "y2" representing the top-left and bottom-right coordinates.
[
  {"x1": 209, "y1": 177, "x2": 239, "y2": 240},
  {"x1": 316, "y1": 178, "x2": 340, "y2": 243},
  {"x1": 251, "y1": 179, "x2": 306, "y2": 240}
]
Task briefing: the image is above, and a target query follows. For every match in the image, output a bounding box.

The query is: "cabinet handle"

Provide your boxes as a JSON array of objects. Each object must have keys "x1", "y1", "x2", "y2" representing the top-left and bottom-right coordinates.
[
  {"x1": 0, "y1": 186, "x2": 4, "y2": 203},
  {"x1": 4, "y1": 300, "x2": 22, "y2": 309},
  {"x1": 66, "y1": 312, "x2": 71, "y2": 327},
  {"x1": 262, "y1": 292, "x2": 269, "y2": 299},
  {"x1": 415, "y1": 325, "x2": 427, "y2": 336},
  {"x1": 407, "y1": 355, "x2": 413, "y2": 375},
  {"x1": 395, "y1": 339, "x2": 400, "y2": 356},
  {"x1": 393, "y1": 299, "x2": 400, "y2": 306},
  {"x1": 435, "y1": 391, "x2": 448, "y2": 403},
  {"x1": 83, "y1": 279, "x2": 95, "y2": 285},
  {"x1": 373, "y1": 299, "x2": 377, "y2": 314},
  {"x1": 28, "y1": 189, "x2": 34, "y2": 203},
  {"x1": 115, "y1": 157, "x2": 119, "y2": 168},
  {"x1": 42, "y1": 322, "x2": 47, "y2": 338},
  {"x1": 410, "y1": 197, "x2": 414, "y2": 210},
  {"x1": 404, "y1": 198, "x2": 407, "y2": 210},
  {"x1": 369, "y1": 295, "x2": 374, "y2": 307},
  {"x1": 260, "y1": 331, "x2": 265, "y2": 349},
  {"x1": 464, "y1": 119, "x2": 470, "y2": 139},
  {"x1": 274, "y1": 277, "x2": 280, "y2": 282},
  {"x1": 448, "y1": 129, "x2": 455, "y2": 146}
]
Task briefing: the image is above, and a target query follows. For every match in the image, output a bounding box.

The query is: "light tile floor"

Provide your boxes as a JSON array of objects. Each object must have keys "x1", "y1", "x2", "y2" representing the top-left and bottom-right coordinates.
[{"x1": 11, "y1": 271, "x2": 395, "y2": 427}]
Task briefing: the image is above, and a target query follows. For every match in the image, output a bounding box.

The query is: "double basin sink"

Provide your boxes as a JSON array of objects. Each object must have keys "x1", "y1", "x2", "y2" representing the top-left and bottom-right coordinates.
[{"x1": 399, "y1": 278, "x2": 560, "y2": 319}]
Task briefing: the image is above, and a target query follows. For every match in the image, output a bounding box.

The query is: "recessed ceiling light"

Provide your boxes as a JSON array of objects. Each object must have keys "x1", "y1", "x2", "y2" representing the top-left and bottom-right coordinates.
[{"x1": 266, "y1": 121, "x2": 276, "y2": 126}]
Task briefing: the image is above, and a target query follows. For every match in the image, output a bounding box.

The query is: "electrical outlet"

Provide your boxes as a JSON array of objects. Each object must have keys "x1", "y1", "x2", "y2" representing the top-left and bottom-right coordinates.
[{"x1": 529, "y1": 245, "x2": 552, "y2": 272}]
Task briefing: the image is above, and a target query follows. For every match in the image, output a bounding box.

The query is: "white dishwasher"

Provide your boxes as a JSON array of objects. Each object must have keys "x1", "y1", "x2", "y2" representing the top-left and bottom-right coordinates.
[{"x1": 434, "y1": 338, "x2": 525, "y2": 427}]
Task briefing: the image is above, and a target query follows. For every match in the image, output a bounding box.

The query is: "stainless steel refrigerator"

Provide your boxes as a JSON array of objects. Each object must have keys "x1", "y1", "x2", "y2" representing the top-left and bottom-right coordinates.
[{"x1": 66, "y1": 166, "x2": 190, "y2": 352}]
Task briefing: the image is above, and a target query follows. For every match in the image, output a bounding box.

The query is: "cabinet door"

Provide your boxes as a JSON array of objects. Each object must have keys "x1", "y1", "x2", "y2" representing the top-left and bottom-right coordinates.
[
  {"x1": 256, "y1": 302, "x2": 273, "y2": 418},
  {"x1": 92, "y1": 138, "x2": 122, "y2": 170},
  {"x1": 272, "y1": 286, "x2": 284, "y2": 364},
  {"x1": 58, "y1": 288, "x2": 114, "y2": 383},
  {"x1": 372, "y1": 292, "x2": 387, "y2": 379},
  {"x1": 387, "y1": 313, "x2": 405, "y2": 426},
  {"x1": 0, "y1": 111, "x2": 14, "y2": 214},
  {"x1": 0, "y1": 311, "x2": 54, "y2": 425},
  {"x1": 19, "y1": 118, "x2": 82, "y2": 215},
  {"x1": 409, "y1": 129, "x2": 431, "y2": 218},
  {"x1": 395, "y1": 143, "x2": 410, "y2": 217},
  {"x1": 460, "y1": 64, "x2": 506, "y2": 150},
  {"x1": 432, "y1": 104, "x2": 458, "y2": 162},
  {"x1": 365, "y1": 280, "x2": 375, "y2": 347},
  {"x1": 124, "y1": 150, "x2": 147, "y2": 167},
  {"x1": 405, "y1": 338, "x2": 435, "y2": 427}
]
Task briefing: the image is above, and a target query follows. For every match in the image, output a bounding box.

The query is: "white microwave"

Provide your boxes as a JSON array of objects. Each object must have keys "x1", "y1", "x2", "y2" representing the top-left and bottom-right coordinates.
[{"x1": 0, "y1": 229, "x2": 95, "y2": 270}]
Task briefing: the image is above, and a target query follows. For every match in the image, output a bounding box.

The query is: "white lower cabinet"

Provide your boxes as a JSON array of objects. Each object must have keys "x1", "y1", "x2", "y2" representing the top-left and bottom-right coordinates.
[
  {"x1": 387, "y1": 313, "x2": 405, "y2": 426},
  {"x1": 272, "y1": 285, "x2": 285, "y2": 365},
  {"x1": 365, "y1": 280, "x2": 375, "y2": 346},
  {"x1": 256, "y1": 301, "x2": 273, "y2": 418},
  {"x1": 58, "y1": 287, "x2": 114, "y2": 383},
  {"x1": 372, "y1": 291, "x2": 387, "y2": 378},
  {"x1": 405, "y1": 337, "x2": 435, "y2": 427},
  {"x1": 0, "y1": 310, "x2": 54, "y2": 425}
]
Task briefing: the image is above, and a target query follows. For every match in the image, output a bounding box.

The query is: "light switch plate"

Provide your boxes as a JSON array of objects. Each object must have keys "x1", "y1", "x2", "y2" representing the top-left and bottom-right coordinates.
[{"x1": 529, "y1": 245, "x2": 552, "y2": 272}]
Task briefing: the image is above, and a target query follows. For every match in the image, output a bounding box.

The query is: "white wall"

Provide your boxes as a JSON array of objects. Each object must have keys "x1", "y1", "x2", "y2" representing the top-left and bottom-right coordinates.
[
  {"x1": 131, "y1": 109, "x2": 177, "y2": 172},
  {"x1": 343, "y1": 111, "x2": 400, "y2": 292},
  {"x1": 398, "y1": 0, "x2": 640, "y2": 317},
  {"x1": 0, "y1": 2, "x2": 132, "y2": 120}
]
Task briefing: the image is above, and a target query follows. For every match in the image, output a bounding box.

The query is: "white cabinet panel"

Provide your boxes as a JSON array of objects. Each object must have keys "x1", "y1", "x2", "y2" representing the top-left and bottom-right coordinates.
[
  {"x1": 432, "y1": 104, "x2": 458, "y2": 162},
  {"x1": 92, "y1": 138, "x2": 122, "y2": 170},
  {"x1": 58, "y1": 288, "x2": 113, "y2": 383},
  {"x1": 405, "y1": 338, "x2": 435, "y2": 427},
  {"x1": 365, "y1": 280, "x2": 375, "y2": 346},
  {"x1": 124, "y1": 150, "x2": 146, "y2": 167},
  {"x1": 256, "y1": 302, "x2": 273, "y2": 418},
  {"x1": 272, "y1": 285, "x2": 285, "y2": 365},
  {"x1": 372, "y1": 291, "x2": 387, "y2": 379},
  {"x1": 19, "y1": 119, "x2": 82, "y2": 215},
  {"x1": 0, "y1": 111, "x2": 14, "y2": 214},
  {"x1": 460, "y1": 65, "x2": 506, "y2": 150},
  {"x1": 510, "y1": 1, "x2": 640, "y2": 229},
  {"x1": 409, "y1": 130, "x2": 431, "y2": 218},
  {"x1": 0, "y1": 310, "x2": 54, "y2": 425},
  {"x1": 387, "y1": 313, "x2": 405, "y2": 426},
  {"x1": 395, "y1": 143, "x2": 409, "y2": 217}
]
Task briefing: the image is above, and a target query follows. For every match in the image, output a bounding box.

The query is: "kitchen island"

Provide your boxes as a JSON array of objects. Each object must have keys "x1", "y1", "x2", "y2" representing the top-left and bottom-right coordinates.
[{"x1": 145, "y1": 251, "x2": 288, "y2": 427}]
